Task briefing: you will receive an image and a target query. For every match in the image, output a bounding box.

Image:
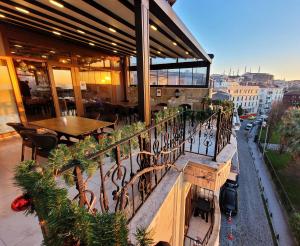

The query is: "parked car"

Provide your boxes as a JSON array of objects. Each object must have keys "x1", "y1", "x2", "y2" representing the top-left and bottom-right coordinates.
[
  {"x1": 253, "y1": 120, "x2": 261, "y2": 125},
  {"x1": 220, "y1": 186, "x2": 238, "y2": 216},
  {"x1": 248, "y1": 115, "x2": 256, "y2": 120},
  {"x1": 245, "y1": 123, "x2": 253, "y2": 130},
  {"x1": 225, "y1": 176, "x2": 239, "y2": 188}
]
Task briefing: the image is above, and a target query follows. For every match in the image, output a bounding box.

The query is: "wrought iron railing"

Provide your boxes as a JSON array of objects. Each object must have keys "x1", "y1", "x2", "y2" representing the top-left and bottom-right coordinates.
[
  {"x1": 184, "y1": 108, "x2": 233, "y2": 160},
  {"x1": 58, "y1": 111, "x2": 186, "y2": 221},
  {"x1": 56, "y1": 108, "x2": 232, "y2": 222}
]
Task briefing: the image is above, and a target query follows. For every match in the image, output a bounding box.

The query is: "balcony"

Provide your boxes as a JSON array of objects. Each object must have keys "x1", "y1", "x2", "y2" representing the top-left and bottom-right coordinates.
[
  {"x1": 184, "y1": 187, "x2": 215, "y2": 246},
  {"x1": 50, "y1": 108, "x2": 233, "y2": 222},
  {"x1": 2, "y1": 107, "x2": 233, "y2": 245}
]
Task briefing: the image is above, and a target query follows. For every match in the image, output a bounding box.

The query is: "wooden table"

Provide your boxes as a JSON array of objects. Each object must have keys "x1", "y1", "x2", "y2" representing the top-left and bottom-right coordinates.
[{"x1": 30, "y1": 116, "x2": 114, "y2": 139}]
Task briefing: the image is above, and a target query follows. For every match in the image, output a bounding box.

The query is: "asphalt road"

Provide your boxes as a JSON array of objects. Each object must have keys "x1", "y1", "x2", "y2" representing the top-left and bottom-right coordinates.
[{"x1": 219, "y1": 124, "x2": 274, "y2": 246}]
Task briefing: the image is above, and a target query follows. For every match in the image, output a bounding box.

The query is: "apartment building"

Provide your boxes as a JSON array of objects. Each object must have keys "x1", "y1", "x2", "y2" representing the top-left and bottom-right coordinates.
[
  {"x1": 258, "y1": 86, "x2": 284, "y2": 114},
  {"x1": 226, "y1": 84, "x2": 259, "y2": 114}
]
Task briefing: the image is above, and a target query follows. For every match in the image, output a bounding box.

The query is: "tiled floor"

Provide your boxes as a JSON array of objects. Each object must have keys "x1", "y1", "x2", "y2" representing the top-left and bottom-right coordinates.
[
  {"x1": 185, "y1": 213, "x2": 212, "y2": 246},
  {"x1": 0, "y1": 136, "x2": 43, "y2": 246}
]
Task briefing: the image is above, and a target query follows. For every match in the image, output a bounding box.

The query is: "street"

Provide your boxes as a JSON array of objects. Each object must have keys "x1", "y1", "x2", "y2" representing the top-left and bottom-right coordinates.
[{"x1": 219, "y1": 124, "x2": 274, "y2": 246}]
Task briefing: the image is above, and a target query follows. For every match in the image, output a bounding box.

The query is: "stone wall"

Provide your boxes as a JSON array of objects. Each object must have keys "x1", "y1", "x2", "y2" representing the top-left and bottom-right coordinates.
[{"x1": 127, "y1": 86, "x2": 209, "y2": 105}]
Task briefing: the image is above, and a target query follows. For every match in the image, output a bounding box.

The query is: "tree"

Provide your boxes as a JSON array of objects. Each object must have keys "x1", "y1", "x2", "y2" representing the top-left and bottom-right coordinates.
[
  {"x1": 279, "y1": 108, "x2": 300, "y2": 160},
  {"x1": 290, "y1": 212, "x2": 300, "y2": 244},
  {"x1": 201, "y1": 96, "x2": 212, "y2": 110},
  {"x1": 237, "y1": 105, "x2": 243, "y2": 116},
  {"x1": 267, "y1": 101, "x2": 286, "y2": 146}
]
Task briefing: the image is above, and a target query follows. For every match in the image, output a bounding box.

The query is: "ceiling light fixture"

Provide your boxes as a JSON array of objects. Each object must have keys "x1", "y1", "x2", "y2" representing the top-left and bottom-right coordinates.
[
  {"x1": 111, "y1": 42, "x2": 117, "y2": 46},
  {"x1": 15, "y1": 7, "x2": 30, "y2": 14},
  {"x1": 157, "y1": 51, "x2": 161, "y2": 54},
  {"x1": 41, "y1": 55, "x2": 47, "y2": 59},
  {"x1": 52, "y1": 31, "x2": 61, "y2": 35},
  {"x1": 77, "y1": 30, "x2": 85, "y2": 34},
  {"x1": 0, "y1": 14, "x2": 5, "y2": 18},
  {"x1": 185, "y1": 51, "x2": 189, "y2": 55},
  {"x1": 14, "y1": 44, "x2": 23, "y2": 48},
  {"x1": 113, "y1": 50, "x2": 117, "y2": 53},
  {"x1": 109, "y1": 27, "x2": 116, "y2": 33},
  {"x1": 89, "y1": 42, "x2": 95, "y2": 46},
  {"x1": 11, "y1": 51, "x2": 16, "y2": 54},
  {"x1": 49, "y1": 0, "x2": 64, "y2": 8},
  {"x1": 172, "y1": 42, "x2": 177, "y2": 46},
  {"x1": 150, "y1": 25, "x2": 157, "y2": 31},
  {"x1": 50, "y1": 50, "x2": 56, "y2": 54}
]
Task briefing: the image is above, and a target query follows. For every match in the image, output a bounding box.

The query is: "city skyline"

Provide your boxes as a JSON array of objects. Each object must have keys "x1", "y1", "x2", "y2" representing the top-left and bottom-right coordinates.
[{"x1": 174, "y1": 0, "x2": 300, "y2": 80}]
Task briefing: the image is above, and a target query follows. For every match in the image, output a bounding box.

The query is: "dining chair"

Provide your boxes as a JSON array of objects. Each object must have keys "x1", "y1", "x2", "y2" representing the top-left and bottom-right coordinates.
[
  {"x1": 21, "y1": 131, "x2": 58, "y2": 160},
  {"x1": 85, "y1": 112, "x2": 101, "y2": 121},
  {"x1": 6, "y1": 122, "x2": 37, "y2": 161},
  {"x1": 99, "y1": 113, "x2": 118, "y2": 132}
]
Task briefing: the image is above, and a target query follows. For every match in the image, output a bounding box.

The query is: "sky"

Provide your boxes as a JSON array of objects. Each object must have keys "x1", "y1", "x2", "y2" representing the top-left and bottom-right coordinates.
[{"x1": 173, "y1": 0, "x2": 300, "y2": 80}]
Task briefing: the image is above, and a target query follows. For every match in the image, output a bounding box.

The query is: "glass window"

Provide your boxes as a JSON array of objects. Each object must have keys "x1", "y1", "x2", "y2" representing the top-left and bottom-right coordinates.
[
  {"x1": 53, "y1": 67, "x2": 76, "y2": 116},
  {"x1": 104, "y1": 59, "x2": 111, "y2": 68},
  {"x1": 179, "y1": 68, "x2": 193, "y2": 85},
  {"x1": 168, "y1": 69, "x2": 179, "y2": 85},
  {"x1": 14, "y1": 60, "x2": 55, "y2": 121},
  {"x1": 130, "y1": 71, "x2": 137, "y2": 85},
  {"x1": 193, "y1": 67, "x2": 206, "y2": 86},
  {"x1": 111, "y1": 59, "x2": 120, "y2": 68},
  {"x1": 151, "y1": 57, "x2": 177, "y2": 64},
  {"x1": 150, "y1": 70, "x2": 158, "y2": 85},
  {"x1": 158, "y1": 69, "x2": 168, "y2": 85},
  {"x1": 0, "y1": 59, "x2": 20, "y2": 133}
]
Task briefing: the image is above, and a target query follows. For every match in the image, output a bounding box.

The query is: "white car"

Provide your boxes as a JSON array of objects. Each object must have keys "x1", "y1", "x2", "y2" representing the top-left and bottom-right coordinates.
[{"x1": 245, "y1": 123, "x2": 253, "y2": 131}]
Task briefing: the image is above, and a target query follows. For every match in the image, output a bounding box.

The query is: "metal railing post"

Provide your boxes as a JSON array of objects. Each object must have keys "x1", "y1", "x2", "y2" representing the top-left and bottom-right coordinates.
[
  {"x1": 213, "y1": 109, "x2": 222, "y2": 161},
  {"x1": 182, "y1": 108, "x2": 186, "y2": 154}
]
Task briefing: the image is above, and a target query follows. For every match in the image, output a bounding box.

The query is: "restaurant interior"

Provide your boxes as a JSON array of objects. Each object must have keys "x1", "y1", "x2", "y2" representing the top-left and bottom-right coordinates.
[{"x1": 0, "y1": 23, "x2": 211, "y2": 138}]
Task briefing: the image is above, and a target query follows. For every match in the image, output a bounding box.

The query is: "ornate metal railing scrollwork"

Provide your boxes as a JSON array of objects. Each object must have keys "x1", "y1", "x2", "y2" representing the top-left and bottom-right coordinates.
[{"x1": 55, "y1": 108, "x2": 233, "y2": 222}]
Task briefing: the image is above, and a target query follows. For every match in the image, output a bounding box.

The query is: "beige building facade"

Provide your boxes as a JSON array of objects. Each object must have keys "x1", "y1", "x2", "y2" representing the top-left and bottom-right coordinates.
[{"x1": 226, "y1": 84, "x2": 260, "y2": 114}]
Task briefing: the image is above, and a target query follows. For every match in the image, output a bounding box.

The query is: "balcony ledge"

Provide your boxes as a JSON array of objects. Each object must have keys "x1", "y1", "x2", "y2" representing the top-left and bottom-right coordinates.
[{"x1": 128, "y1": 133, "x2": 237, "y2": 245}]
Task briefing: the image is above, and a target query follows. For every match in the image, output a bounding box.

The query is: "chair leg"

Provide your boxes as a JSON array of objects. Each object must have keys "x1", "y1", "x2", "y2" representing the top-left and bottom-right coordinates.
[
  {"x1": 31, "y1": 147, "x2": 35, "y2": 160},
  {"x1": 21, "y1": 143, "x2": 25, "y2": 161}
]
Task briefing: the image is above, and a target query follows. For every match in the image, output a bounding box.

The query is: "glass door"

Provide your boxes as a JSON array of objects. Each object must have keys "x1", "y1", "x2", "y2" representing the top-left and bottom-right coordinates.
[
  {"x1": 0, "y1": 58, "x2": 21, "y2": 134},
  {"x1": 51, "y1": 66, "x2": 77, "y2": 116}
]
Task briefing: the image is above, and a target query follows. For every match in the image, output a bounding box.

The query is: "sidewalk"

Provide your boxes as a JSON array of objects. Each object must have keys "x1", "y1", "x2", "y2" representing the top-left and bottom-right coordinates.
[{"x1": 248, "y1": 129, "x2": 295, "y2": 246}]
